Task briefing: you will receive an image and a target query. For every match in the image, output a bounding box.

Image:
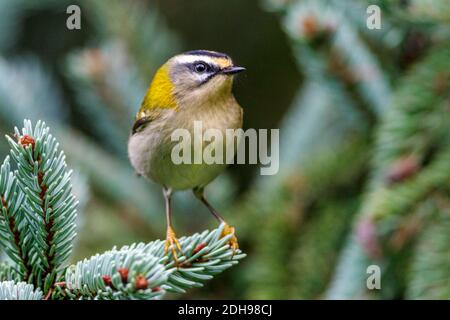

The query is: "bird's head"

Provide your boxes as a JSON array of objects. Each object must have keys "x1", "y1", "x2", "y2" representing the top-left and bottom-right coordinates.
[{"x1": 140, "y1": 50, "x2": 245, "y2": 112}]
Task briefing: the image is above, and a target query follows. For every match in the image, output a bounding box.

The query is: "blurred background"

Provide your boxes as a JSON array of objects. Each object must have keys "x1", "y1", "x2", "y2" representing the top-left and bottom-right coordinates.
[{"x1": 0, "y1": 0, "x2": 449, "y2": 299}]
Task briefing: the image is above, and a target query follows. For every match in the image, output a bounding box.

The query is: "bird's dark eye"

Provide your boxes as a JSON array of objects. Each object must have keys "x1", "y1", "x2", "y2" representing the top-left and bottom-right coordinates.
[{"x1": 194, "y1": 62, "x2": 207, "y2": 73}]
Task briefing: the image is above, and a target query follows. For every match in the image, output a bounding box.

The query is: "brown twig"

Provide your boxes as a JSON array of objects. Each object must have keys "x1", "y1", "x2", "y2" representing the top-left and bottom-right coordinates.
[{"x1": 1, "y1": 196, "x2": 31, "y2": 281}]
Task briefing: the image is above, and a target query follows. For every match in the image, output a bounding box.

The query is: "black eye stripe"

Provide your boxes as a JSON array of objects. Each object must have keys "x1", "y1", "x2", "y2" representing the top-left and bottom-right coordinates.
[{"x1": 185, "y1": 61, "x2": 219, "y2": 74}]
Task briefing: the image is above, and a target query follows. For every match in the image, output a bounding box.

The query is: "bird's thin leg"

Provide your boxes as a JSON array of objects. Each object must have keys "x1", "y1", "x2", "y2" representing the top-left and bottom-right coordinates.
[
  {"x1": 193, "y1": 188, "x2": 225, "y2": 223},
  {"x1": 163, "y1": 187, "x2": 183, "y2": 263},
  {"x1": 193, "y1": 187, "x2": 239, "y2": 251}
]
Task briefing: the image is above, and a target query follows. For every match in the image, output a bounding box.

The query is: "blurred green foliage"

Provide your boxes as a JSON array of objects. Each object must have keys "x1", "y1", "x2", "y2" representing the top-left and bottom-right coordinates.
[{"x1": 0, "y1": 0, "x2": 449, "y2": 299}]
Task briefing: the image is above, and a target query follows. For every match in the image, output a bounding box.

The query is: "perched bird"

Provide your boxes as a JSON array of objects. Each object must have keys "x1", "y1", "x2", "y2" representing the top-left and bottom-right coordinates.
[{"x1": 128, "y1": 50, "x2": 245, "y2": 260}]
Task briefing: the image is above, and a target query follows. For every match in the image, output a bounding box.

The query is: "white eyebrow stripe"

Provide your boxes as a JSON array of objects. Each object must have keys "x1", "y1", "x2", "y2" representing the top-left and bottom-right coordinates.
[{"x1": 175, "y1": 54, "x2": 218, "y2": 66}]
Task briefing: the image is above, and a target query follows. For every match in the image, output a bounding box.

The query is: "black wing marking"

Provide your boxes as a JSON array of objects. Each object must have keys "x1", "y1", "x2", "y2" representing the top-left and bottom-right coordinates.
[{"x1": 132, "y1": 116, "x2": 152, "y2": 135}]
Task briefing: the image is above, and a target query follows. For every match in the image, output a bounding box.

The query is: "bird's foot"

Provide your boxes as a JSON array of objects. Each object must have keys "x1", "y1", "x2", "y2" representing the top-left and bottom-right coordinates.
[
  {"x1": 220, "y1": 223, "x2": 239, "y2": 253},
  {"x1": 164, "y1": 226, "x2": 184, "y2": 265}
]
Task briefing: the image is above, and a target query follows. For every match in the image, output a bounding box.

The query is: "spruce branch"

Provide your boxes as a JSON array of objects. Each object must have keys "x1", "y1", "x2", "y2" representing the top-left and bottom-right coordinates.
[
  {"x1": 406, "y1": 210, "x2": 450, "y2": 299},
  {"x1": 64, "y1": 44, "x2": 145, "y2": 156},
  {"x1": 366, "y1": 145, "x2": 450, "y2": 222},
  {"x1": 85, "y1": 0, "x2": 180, "y2": 81},
  {"x1": 288, "y1": 198, "x2": 358, "y2": 299},
  {"x1": 0, "y1": 280, "x2": 42, "y2": 300},
  {"x1": 325, "y1": 236, "x2": 372, "y2": 299},
  {"x1": 6, "y1": 120, "x2": 78, "y2": 293},
  {"x1": 59, "y1": 224, "x2": 245, "y2": 299},
  {"x1": 326, "y1": 43, "x2": 450, "y2": 299},
  {"x1": 361, "y1": 44, "x2": 450, "y2": 221},
  {"x1": 0, "y1": 263, "x2": 20, "y2": 282},
  {"x1": 380, "y1": 0, "x2": 450, "y2": 23},
  {"x1": 0, "y1": 156, "x2": 31, "y2": 280},
  {"x1": 61, "y1": 248, "x2": 170, "y2": 300},
  {"x1": 372, "y1": 44, "x2": 450, "y2": 182},
  {"x1": 283, "y1": 0, "x2": 391, "y2": 118},
  {"x1": 129, "y1": 223, "x2": 246, "y2": 294}
]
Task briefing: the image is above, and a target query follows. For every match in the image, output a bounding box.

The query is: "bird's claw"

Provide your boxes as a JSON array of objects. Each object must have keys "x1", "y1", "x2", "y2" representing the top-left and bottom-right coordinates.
[
  {"x1": 164, "y1": 226, "x2": 184, "y2": 265},
  {"x1": 221, "y1": 223, "x2": 239, "y2": 253}
]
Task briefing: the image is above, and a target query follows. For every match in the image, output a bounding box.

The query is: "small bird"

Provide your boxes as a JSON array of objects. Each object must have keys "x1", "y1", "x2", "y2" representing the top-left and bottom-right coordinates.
[{"x1": 128, "y1": 50, "x2": 245, "y2": 260}]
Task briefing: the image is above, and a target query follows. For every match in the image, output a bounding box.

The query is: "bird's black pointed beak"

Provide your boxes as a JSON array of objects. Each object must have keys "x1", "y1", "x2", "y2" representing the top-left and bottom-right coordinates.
[{"x1": 221, "y1": 66, "x2": 246, "y2": 75}]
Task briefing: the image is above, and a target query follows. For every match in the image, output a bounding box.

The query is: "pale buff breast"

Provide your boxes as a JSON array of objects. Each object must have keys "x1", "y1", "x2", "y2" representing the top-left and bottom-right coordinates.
[{"x1": 128, "y1": 97, "x2": 242, "y2": 190}]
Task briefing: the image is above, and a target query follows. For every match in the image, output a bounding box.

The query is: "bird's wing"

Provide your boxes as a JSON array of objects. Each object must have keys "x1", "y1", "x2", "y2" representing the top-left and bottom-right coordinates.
[{"x1": 131, "y1": 108, "x2": 165, "y2": 135}]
